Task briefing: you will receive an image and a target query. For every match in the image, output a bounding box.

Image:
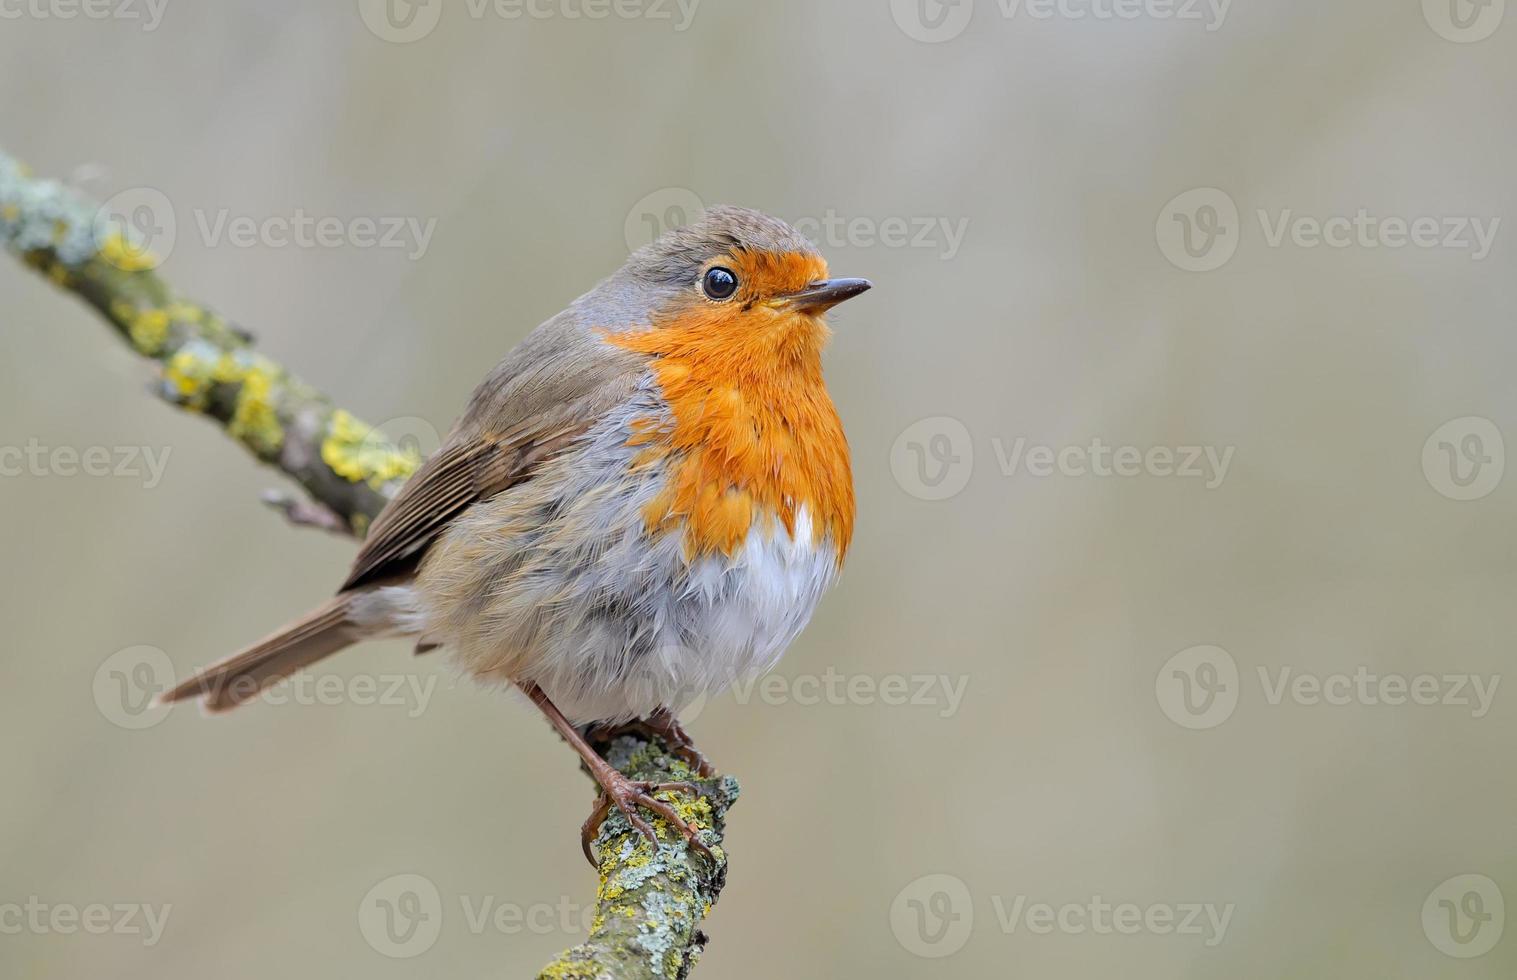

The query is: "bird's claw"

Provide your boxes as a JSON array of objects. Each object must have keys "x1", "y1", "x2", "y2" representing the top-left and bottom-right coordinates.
[{"x1": 580, "y1": 775, "x2": 716, "y2": 867}]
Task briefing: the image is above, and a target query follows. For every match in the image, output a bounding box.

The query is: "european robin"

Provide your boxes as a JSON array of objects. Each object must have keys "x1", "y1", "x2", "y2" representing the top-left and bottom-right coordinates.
[{"x1": 163, "y1": 206, "x2": 870, "y2": 860}]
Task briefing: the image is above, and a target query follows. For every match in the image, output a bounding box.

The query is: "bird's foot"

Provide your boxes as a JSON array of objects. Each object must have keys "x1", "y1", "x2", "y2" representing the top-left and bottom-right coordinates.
[{"x1": 580, "y1": 771, "x2": 716, "y2": 867}]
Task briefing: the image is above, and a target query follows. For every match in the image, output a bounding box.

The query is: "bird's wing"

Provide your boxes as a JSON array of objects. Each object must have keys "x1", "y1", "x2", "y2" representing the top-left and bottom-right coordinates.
[{"x1": 340, "y1": 315, "x2": 646, "y2": 591}]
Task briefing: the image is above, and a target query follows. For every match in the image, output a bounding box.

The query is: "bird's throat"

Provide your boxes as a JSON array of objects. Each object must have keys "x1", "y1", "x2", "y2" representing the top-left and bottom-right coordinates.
[{"x1": 607, "y1": 320, "x2": 854, "y2": 565}]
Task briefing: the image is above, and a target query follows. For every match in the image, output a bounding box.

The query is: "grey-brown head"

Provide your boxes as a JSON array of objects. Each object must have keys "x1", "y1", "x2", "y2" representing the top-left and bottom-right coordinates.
[{"x1": 595, "y1": 206, "x2": 871, "y2": 329}]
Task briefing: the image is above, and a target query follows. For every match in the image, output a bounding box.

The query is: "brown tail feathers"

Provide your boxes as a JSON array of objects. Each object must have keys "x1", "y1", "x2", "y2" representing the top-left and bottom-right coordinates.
[{"x1": 160, "y1": 594, "x2": 372, "y2": 712}]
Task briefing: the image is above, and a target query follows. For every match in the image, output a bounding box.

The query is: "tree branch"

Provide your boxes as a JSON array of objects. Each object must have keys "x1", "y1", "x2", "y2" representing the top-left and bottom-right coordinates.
[{"x1": 0, "y1": 150, "x2": 737, "y2": 979}]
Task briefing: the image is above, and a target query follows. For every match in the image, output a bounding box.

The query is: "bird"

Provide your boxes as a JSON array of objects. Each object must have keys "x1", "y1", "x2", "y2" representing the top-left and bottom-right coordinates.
[{"x1": 162, "y1": 206, "x2": 869, "y2": 861}]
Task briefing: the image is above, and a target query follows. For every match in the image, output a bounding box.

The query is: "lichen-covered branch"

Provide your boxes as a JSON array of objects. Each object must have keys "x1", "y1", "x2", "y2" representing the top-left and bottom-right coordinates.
[
  {"x1": 1, "y1": 149, "x2": 738, "y2": 978},
  {"x1": 554, "y1": 741, "x2": 738, "y2": 980},
  {"x1": 0, "y1": 151, "x2": 417, "y2": 535}
]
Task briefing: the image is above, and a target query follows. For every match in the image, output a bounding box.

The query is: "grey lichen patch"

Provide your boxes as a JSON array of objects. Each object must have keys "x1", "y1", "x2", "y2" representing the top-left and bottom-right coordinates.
[
  {"x1": 0, "y1": 152, "x2": 99, "y2": 267},
  {"x1": 634, "y1": 887, "x2": 688, "y2": 977}
]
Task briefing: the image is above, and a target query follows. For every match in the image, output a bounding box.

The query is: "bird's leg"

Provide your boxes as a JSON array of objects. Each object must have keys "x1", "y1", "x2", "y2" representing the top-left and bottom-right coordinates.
[
  {"x1": 518, "y1": 682, "x2": 715, "y2": 867},
  {"x1": 588, "y1": 708, "x2": 717, "y2": 778}
]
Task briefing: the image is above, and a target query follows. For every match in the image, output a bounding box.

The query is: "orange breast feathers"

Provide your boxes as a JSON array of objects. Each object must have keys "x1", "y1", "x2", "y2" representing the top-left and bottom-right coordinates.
[{"x1": 606, "y1": 250, "x2": 855, "y2": 565}]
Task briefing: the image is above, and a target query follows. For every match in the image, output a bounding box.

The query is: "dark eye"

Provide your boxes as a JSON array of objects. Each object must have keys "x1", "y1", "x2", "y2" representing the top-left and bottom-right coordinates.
[{"x1": 702, "y1": 266, "x2": 739, "y2": 300}]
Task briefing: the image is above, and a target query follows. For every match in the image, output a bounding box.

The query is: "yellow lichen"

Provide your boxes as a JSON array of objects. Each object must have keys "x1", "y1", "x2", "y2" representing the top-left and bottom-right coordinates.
[
  {"x1": 537, "y1": 958, "x2": 599, "y2": 980},
  {"x1": 321, "y1": 409, "x2": 421, "y2": 489},
  {"x1": 228, "y1": 365, "x2": 284, "y2": 457},
  {"x1": 167, "y1": 302, "x2": 204, "y2": 323},
  {"x1": 97, "y1": 232, "x2": 159, "y2": 272},
  {"x1": 129, "y1": 308, "x2": 171, "y2": 355},
  {"x1": 211, "y1": 353, "x2": 248, "y2": 385},
  {"x1": 164, "y1": 348, "x2": 215, "y2": 407}
]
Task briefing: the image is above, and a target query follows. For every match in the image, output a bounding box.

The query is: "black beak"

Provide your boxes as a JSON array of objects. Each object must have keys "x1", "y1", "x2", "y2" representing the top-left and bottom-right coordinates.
[{"x1": 779, "y1": 277, "x2": 873, "y2": 314}]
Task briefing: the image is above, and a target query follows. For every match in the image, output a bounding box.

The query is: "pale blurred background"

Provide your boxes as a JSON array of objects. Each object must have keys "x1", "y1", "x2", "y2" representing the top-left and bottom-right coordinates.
[{"x1": 2, "y1": 1, "x2": 1515, "y2": 976}]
